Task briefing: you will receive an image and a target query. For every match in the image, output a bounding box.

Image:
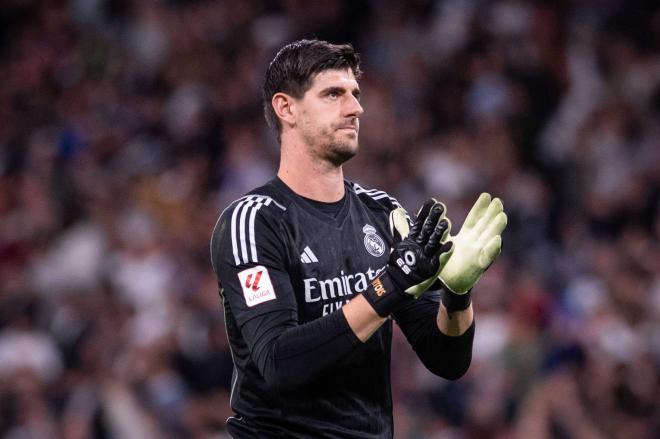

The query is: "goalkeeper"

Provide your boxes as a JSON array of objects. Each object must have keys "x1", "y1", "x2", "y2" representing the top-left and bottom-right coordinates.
[{"x1": 210, "y1": 39, "x2": 507, "y2": 438}]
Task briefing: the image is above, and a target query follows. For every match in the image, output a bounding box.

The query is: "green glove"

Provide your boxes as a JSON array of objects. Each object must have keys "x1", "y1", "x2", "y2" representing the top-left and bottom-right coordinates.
[{"x1": 439, "y1": 193, "x2": 507, "y2": 294}]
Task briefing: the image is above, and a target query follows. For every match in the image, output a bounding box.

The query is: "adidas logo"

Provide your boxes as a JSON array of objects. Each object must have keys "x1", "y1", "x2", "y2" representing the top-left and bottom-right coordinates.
[{"x1": 300, "y1": 246, "x2": 319, "y2": 264}]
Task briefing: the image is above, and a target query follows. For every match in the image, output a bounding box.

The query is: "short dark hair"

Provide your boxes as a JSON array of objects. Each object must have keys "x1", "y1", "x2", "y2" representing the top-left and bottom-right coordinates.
[{"x1": 262, "y1": 39, "x2": 362, "y2": 139}]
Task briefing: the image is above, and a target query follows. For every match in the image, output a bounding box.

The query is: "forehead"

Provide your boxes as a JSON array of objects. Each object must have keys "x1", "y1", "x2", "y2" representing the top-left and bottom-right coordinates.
[{"x1": 308, "y1": 68, "x2": 359, "y2": 90}]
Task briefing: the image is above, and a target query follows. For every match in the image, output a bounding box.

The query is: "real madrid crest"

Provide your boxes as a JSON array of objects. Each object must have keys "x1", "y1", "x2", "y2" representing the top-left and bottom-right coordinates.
[{"x1": 363, "y1": 224, "x2": 385, "y2": 257}]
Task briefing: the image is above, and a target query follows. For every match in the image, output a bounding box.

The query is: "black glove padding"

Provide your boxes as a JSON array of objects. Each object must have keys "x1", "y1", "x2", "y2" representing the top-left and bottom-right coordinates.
[
  {"x1": 387, "y1": 199, "x2": 453, "y2": 293},
  {"x1": 362, "y1": 199, "x2": 453, "y2": 317}
]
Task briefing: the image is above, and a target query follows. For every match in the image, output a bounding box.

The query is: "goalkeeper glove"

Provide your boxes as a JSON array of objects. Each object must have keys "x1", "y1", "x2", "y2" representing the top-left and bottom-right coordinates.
[
  {"x1": 363, "y1": 199, "x2": 453, "y2": 317},
  {"x1": 438, "y1": 193, "x2": 507, "y2": 310}
]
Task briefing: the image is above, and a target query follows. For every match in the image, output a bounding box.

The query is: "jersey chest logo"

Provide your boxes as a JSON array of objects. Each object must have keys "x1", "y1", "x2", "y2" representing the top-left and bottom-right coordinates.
[{"x1": 363, "y1": 224, "x2": 385, "y2": 257}]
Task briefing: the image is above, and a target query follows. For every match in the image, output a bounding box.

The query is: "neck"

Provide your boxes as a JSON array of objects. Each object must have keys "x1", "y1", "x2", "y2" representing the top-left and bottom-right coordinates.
[{"x1": 277, "y1": 137, "x2": 346, "y2": 202}]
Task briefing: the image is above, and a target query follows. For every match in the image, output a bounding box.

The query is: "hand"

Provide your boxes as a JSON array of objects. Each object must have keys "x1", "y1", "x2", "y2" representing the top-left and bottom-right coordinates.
[
  {"x1": 363, "y1": 199, "x2": 454, "y2": 317},
  {"x1": 387, "y1": 199, "x2": 453, "y2": 298},
  {"x1": 439, "y1": 193, "x2": 507, "y2": 294}
]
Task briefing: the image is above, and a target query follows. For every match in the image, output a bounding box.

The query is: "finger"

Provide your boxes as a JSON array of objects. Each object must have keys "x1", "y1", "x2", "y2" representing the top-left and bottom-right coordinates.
[
  {"x1": 409, "y1": 198, "x2": 436, "y2": 240},
  {"x1": 389, "y1": 208, "x2": 410, "y2": 240},
  {"x1": 439, "y1": 241, "x2": 454, "y2": 268},
  {"x1": 439, "y1": 216, "x2": 451, "y2": 242},
  {"x1": 416, "y1": 202, "x2": 445, "y2": 245},
  {"x1": 439, "y1": 241, "x2": 453, "y2": 254},
  {"x1": 424, "y1": 218, "x2": 451, "y2": 256},
  {"x1": 478, "y1": 235, "x2": 502, "y2": 269},
  {"x1": 472, "y1": 197, "x2": 503, "y2": 236},
  {"x1": 461, "y1": 193, "x2": 491, "y2": 233},
  {"x1": 478, "y1": 212, "x2": 507, "y2": 244}
]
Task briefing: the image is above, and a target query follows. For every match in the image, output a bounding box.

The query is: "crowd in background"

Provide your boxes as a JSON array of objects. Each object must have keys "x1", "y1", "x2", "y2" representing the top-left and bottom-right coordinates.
[{"x1": 1, "y1": 0, "x2": 659, "y2": 437}]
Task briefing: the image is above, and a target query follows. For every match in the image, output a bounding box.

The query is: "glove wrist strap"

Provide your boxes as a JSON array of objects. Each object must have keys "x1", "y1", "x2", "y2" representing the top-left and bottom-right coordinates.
[
  {"x1": 442, "y1": 288, "x2": 472, "y2": 314},
  {"x1": 362, "y1": 271, "x2": 413, "y2": 318},
  {"x1": 441, "y1": 288, "x2": 472, "y2": 313}
]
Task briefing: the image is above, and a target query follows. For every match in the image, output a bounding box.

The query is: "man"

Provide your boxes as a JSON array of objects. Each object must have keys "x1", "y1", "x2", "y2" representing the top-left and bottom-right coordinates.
[{"x1": 210, "y1": 39, "x2": 506, "y2": 438}]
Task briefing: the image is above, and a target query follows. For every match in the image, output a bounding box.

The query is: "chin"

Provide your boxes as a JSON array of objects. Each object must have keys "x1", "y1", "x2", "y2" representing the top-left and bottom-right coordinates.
[{"x1": 326, "y1": 141, "x2": 359, "y2": 166}]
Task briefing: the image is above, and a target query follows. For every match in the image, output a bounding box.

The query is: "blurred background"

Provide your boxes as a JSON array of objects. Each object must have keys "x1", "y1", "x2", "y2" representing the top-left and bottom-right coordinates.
[{"x1": 1, "y1": 0, "x2": 659, "y2": 438}]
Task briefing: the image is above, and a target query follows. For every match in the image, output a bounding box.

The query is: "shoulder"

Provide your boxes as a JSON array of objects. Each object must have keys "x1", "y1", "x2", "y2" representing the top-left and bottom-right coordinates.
[
  {"x1": 210, "y1": 183, "x2": 289, "y2": 272},
  {"x1": 222, "y1": 192, "x2": 288, "y2": 222},
  {"x1": 215, "y1": 182, "x2": 290, "y2": 229},
  {"x1": 347, "y1": 180, "x2": 406, "y2": 213}
]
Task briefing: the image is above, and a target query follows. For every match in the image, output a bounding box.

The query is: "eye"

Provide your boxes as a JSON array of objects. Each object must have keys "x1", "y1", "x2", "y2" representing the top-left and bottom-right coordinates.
[{"x1": 328, "y1": 91, "x2": 340, "y2": 99}]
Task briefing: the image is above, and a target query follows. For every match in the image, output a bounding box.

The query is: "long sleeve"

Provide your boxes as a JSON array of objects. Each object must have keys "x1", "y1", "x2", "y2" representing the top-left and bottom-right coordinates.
[
  {"x1": 238, "y1": 307, "x2": 360, "y2": 391},
  {"x1": 393, "y1": 291, "x2": 475, "y2": 380}
]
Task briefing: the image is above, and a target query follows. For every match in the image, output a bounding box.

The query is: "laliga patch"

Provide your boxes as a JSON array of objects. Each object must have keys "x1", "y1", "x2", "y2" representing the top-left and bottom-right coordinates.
[{"x1": 238, "y1": 266, "x2": 276, "y2": 307}]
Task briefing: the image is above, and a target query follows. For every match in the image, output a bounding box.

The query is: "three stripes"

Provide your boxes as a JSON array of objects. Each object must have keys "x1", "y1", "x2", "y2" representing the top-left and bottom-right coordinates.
[
  {"x1": 229, "y1": 195, "x2": 285, "y2": 266},
  {"x1": 300, "y1": 246, "x2": 318, "y2": 263}
]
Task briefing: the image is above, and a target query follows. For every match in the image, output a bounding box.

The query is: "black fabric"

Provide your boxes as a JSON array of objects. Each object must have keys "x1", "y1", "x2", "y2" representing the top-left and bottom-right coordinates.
[
  {"x1": 241, "y1": 308, "x2": 360, "y2": 391},
  {"x1": 210, "y1": 178, "x2": 474, "y2": 438},
  {"x1": 394, "y1": 292, "x2": 474, "y2": 379},
  {"x1": 297, "y1": 185, "x2": 347, "y2": 218}
]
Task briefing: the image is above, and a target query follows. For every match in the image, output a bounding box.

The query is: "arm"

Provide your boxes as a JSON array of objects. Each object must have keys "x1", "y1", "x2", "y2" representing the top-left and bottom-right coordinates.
[
  {"x1": 237, "y1": 302, "x2": 362, "y2": 391},
  {"x1": 354, "y1": 199, "x2": 476, "y2": 378},
  {"x1": 438, "y1": 301, "x2": 473, "y2": 336},
  {"x1": 230, "y1": 274, "x2": 388, "y2": 392},
  {"x1": 393, "y1": 291, "x2": 474, "y2": 380},
  {"x1": 392, "y1": 193, "x2": 506, "y2": 378},
  {"x1": 342, "y1": 294, "x2": 387, "y2": 341},
  {"x1": 238, "y1": 292, "x2": 388, "y2": 391}
]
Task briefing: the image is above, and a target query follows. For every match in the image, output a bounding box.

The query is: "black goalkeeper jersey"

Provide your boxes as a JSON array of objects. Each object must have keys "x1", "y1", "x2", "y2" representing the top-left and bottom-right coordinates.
[{"x1": 210, "y1": 178, "x2": 475, "y2": 438}]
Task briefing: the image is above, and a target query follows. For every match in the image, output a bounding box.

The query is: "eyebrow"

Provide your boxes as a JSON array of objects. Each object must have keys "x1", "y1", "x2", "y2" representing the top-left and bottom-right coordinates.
[{"x1": 320, "y1": 86, "x2": 361, "y2": 98}]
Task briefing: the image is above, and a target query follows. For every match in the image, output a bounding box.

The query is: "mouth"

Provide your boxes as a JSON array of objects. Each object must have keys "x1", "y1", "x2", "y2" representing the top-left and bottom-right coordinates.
[{"x1": 338, "y1": 126, "x2": 358, "y2": 133}]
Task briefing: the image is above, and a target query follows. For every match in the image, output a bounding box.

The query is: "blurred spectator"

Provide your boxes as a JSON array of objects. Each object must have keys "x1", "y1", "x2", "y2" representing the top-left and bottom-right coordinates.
[{"x1": 1, "y1": 0, "x2": 658, "y2": 437}]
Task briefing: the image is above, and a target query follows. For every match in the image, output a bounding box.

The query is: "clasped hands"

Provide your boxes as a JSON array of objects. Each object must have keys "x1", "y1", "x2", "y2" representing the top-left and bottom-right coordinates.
[{"x1": 388, "y1": 193, "x2": 507, "y2": 299}]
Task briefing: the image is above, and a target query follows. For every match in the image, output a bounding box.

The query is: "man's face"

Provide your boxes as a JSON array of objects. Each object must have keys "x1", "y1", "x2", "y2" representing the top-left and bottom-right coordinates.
[{"x1": 295, "y1": 68, "x2": 364, "y2": 166}]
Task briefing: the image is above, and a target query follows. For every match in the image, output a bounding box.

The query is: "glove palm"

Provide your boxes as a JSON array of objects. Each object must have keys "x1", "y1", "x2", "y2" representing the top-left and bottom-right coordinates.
[{"x1": 439, "y1": 193, "x2": 507, "y2": 294}]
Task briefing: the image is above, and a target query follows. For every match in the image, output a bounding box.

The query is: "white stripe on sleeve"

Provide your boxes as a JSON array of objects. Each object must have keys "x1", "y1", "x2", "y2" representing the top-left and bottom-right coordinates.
[
  {"x1": 247, "y1": 199, "x2": 264, "y2": 263},
  {"x1": 230, "y1": 197, "x2": 252, "y2": 265},
  {"x1": 227, "y1": 194, "x2": 286, "y2": 266}
]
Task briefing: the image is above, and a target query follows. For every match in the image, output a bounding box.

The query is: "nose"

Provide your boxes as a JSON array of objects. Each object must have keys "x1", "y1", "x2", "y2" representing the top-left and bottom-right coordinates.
[{"x1": 345, "y1": 94, "x2": 364, "y2": 117}]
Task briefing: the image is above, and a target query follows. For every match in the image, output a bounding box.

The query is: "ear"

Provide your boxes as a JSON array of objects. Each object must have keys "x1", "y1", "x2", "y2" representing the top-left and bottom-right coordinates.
[{"x1": 272, "y1": 92, "x2": 297, "y2": 128}]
